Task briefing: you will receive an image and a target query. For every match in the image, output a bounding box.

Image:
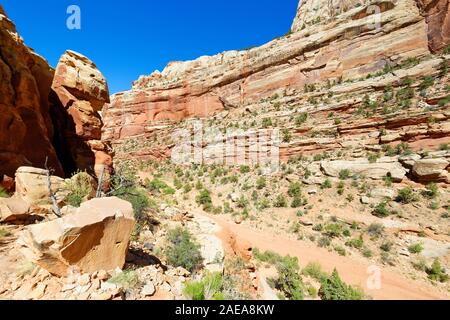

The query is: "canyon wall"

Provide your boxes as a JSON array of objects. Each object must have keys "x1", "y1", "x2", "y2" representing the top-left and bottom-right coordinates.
[{"x1": 103, "y1": 0, "x2": 450, "y2": 164}]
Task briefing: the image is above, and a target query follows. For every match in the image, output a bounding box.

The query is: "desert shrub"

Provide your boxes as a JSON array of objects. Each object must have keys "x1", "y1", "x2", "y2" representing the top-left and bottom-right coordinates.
[
  {"x1": 367, "y1": 223, "x2": 385, "y2": 238},
  {"x1": 321, "y1": 179, "x2": 332, "y2": 189},
  {"x1": 145, "y1": 178, "x2": 174, "y2": 195},
  {"x1": 274, "y1": 194, "x2": 288, "y2": 207},
  {"x1": 65, "y1": 171, "x2": 94, "y2": 207},
  {"x1": 302, "y1": 262, "x2": 328, "y2": 281},
  {"x1": 165, "y1": 227, "x2": 203, "y2": 272},
  {"x1": 380, "y1": 241, "x2": 393, "y2": 252},
  {"x1": 295, "y1": 113, "x2": 308, "y2": 126},
  {"x1": 110, "y1": 170, "x2": 150, "y2": 224},
  {"x1": 339, "y1": 169, "x2": 351, "y2": 180},
  {"x1": 324, "y1": 223, "x2": 342, "y2": 238},
  {"x1": 408, "y1": 242, "x2": 424, "y2": 254},
  {"x1": 362, "y1": 248, "x2": 373, "y2": 258},
  {"x1": 272, "y1": 256, "x2": 304, "y2": 300},
  {"x1": 345, "y1": 235, "x2": 364, "y2": 249},
  {"x1": 236, "y1": 195, "x2": 249, "y2": 209},
  {"x1": 196, "y1": 189, "x2": 212, "y2": 211},
  {"x1": 239, "y1": 165, "x2": 250, "y2": 174},
  {"x1": 262, "y1": 118, "x2": 273, "y2": 128},
  {"x1": 282, "y1": 129, "x2": 292, "y2": 143},
  {"x1": 334, "y1": 246, "x2": 347, "y2": 256},
  {"x1": 318, "y1": 236, "x2": 331, "y2": 248},
  {"x1": 288, "y1": 182, "x2": 302, "y2": 197},
  {"x1": 423, "y1": 183, "x2": 439, "y2": 199},
  {"x1": 318, "y1": 269, "x2": 364, "y2": 300},
  {"x1": 373, "y1": 202, "x2": 390, "y2": 217},
  {"x1": 183, "y1": 272, "x2": 224, "y2": 300},
  {"x1": 426, "y1": 259, "x2": 449, "y2": 283},
  {"x1": 337, "y1": 181, "x2": 345, "y2": 195},
  {"x1": 312, "y1": 224, "x2": 323, "y2": 232},
  {"x1": 256, "y1": 177, "x2": 266, "y2": 190},
  {"x1": 108, "y1": 270, "x2": 140, "y2": 290},
  {"x1": 291, "y1": 196, "x2": 302, "y2": 208},
  {"x1": 253, "y1": 248, "x2": 284, "y2": 265},
  {"x1": 396, "y1": 187, "x2": 418, "y2": 204}
]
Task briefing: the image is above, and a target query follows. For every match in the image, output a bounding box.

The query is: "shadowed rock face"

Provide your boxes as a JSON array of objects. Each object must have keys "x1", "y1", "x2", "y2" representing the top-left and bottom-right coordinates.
[{"x1": 0, "y1": 5, "x2": 63, "y2": 177}]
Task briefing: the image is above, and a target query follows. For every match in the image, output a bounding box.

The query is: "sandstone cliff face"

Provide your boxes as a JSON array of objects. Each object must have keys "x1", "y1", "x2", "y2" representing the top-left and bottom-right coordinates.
[
  {"x1": 0, "y1": 4, "x2": 63, "y2": 177},
  {"x1": 103, "y1": 0, "x2": 449, "y2": 166},
  {"x1": 52, "y1": 51, "x2": 113, "y2": 183},
  {"x1": 416, "y1": 0, "x2": 450, "y2": 52},
  {"x1": 0, "y1": 5, "x2": 112, "y2": 182}
]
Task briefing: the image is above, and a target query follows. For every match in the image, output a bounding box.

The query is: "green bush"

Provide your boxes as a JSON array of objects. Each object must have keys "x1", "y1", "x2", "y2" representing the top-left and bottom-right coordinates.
[
  {"x1": 324, "y1": 223, "x2": 342, "y2": 238},
  {"x1": 426, "y1": 259, "x2": 449, "y2": 283},
  {"x1": 396, "y1": 187, "x2": 418, "y2": 204},
  {"x1": 291, "y1": 196, "x2": 302, "y2": 208},
  {"x1": 373, "y1": 202, "x2": 390, "y2": 217},
  {"x1": 145, "y1": 178, "x2": 175, "y2": 195},
  {"x1": 65, "y1": 171, "x2": 94, "y2": 207},
  {"x1": 183, "y1": 272, "x2": 224, "y2": 300},
  {"x1": 165, "y1": 227, "x2": 203, "y2": 272},
  {"x1": 367, "y1": 223, "x2": 385, "y2": 238},
  {"x1": 108, "y1": 270, "x2": 140, "y2": 290},
  {"x1": 273, "y1": 256, "x2": 304, "y2": 300},
  {"x1": 408, "y1": 242, "x2": 424, "y2": 254},
  {"x1": 0, "y1": 228, "x2": 11, "y2": 238},
  {"x1": 318, "y1": 269, "x2": 364, "y2": 300},
  {"x1": 295, "y1": 113, "x2": 308, "y2": 126},
  {"x1": 274, "y1": 194, "x2": 288, "y2": 208},
  {"x1": 302, "y1": 262, "x2": 328, "y2": 281},
  {"x1": 345, "y1": 235, "x2": 364, "y2": 249},
  {"x1": 339, "y1": 169, "x2": 351, "y2": 180},
  {"x1": 239, "y1": 165, "x2": 250, "y2": 174},
  {"x1": 196, "y1": 189, "x2": 212, "y2": 210},
  {"x1": 256, "y1": 177, "x2": 266, "y2": 190},
  {"x1": 321, "y1": 179, "x2": 332, "y2": 189},
  {"x1": 253, "y1": 248, "x2": 284, "y2": 265},
  {"x1": 380, "y1": 241, "x2": 393, "y2": 252},
  {"x1": 288, "y1": 182, "x2": 302, "y2": 197}
]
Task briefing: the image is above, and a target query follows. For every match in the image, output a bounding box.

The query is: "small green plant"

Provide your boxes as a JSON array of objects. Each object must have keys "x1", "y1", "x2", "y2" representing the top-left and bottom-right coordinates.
[
  {"x1": 183, "y1": 272, "x2": 225, "y2": 300},
  {"x1": 321, "y1": 179, "x2": 332, "y2": 189},
  {"x1": 367, "y1": 223, "x2": 385, "y2": 238},
  {"x1": 295, "y1": 113, "x2": 308, "y2": 126},
  {"x1": 196, "y1": 189, "x2": 213, "y2": 211},
  {"x1": 339, "y1": 169, "x2": 351, "y2": 180},
  {"x1": 408, "y1": 242, "x2": 424, "y2": 254},
  {"x1": 108, "y1": 270, "x2": 140, "y2": 290},
  {"x1": 282, "y1": 129, "x2": 292, "y2": 143},
  {"x1": 165, "y1": 227, "x2": 203, "y2": 272},
  {"x1": 396, "y1": 187, "x2": 418, "y2": 204},
  {"x1": 373, "y1": 202, "x2": 390, "y2": 217},
  {"x1": 272, "y1": 256, "x2": 304, "y2": 300},
  {"x1": 345, "y1": 235, "x2": 364, "y2": 249},
  {"x1": 426, "y1": 259, "x2": 449, "y2": 283},
  {"x1": 65, "y1": 171, "x2": 94, "y2": 207},
  {"x1": 291, "y1": 196, "x2": 302, "y2": 208},
  {"x1": 302, "y1": 262, "x2": 328, "y2": 281},
  {"x1": 318, "y1": 269, "x2": 364, "y2": 300},
  {"x1": 239, "y1": 165, "x2": 250, "y2": 174},
  {"x1": 274, "y1": 194, "x2": 288, "y2": 207},
  {"x1": 380, "y1": 241, "x2": 393, "y2": 252},
  {"x1": 324, "y1": 223, "x2": 343, "y2": 238},
  {"x1": 439, "y1": 143, "x2": 449, "y2": 151},
  {"x1": 256, "y1": 177, "x2": 266, "y2": 190},
  {"x1": 288, "y1": 182, "x2": 302, "y2": 198}
]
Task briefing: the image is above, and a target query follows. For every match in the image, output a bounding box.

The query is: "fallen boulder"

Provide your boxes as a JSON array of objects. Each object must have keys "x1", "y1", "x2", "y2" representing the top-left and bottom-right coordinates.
[
  {"x1": 15, "y1": 167, "x2": 67, "y2": 206},
  {"x1": 18, "y1": 197, "x2": 135, "y2": 276},
  {"x1": 0, "y1": 197, "x2": 34, "y2": 224},
  {"x1": 411, "y1": 158, "x2": 449, "y2": 183}
]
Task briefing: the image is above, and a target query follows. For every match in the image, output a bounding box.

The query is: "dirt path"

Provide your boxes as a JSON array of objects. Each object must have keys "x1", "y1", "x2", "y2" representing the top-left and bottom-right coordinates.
[{"x1": 199, "y1": 212, "x2": 449, "y2": 300}]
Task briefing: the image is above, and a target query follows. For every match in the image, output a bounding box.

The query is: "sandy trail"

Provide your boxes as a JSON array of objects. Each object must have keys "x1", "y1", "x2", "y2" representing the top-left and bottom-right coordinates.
[{"x1": 199, "y1": 212, "x2": 449, "y2": 300}]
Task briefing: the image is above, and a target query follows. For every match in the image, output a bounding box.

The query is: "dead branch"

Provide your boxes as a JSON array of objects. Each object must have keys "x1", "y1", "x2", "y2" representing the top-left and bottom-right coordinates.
[
  {"x1": 44, "y1": 157, "x2": 62, "y2": 218},
  {"x1": 96, "y1": 165, "x2": 105, "y2": 198}
]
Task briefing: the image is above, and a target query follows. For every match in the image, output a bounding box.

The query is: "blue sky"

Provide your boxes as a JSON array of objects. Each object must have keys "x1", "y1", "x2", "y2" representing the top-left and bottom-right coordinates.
[{"x1": 3, "y1": 0, "x2": 299, "y2": 94}]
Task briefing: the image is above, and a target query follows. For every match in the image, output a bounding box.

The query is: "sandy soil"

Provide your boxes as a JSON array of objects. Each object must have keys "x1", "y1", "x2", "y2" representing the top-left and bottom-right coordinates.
[{"x1": 199, "y1": 211, "x2": 450, "y2": 300}]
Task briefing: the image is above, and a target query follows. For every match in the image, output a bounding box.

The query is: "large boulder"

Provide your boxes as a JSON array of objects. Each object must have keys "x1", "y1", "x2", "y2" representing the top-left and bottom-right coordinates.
[
  {"x1": 15, "y1": 167, "x2": 67, "y2": 206},
  {"x1": 0, "y1": 197, "x2": 31, "y2": 224},
  {"x1": 320, "y1": 158, "x2": 407, "y2": 181},
  {"x1": 411, "y1": 158, "x2": 449, "y2": 182},
  {"x1": 18, "y1": 197, "x2": 135, "y2": 276}
]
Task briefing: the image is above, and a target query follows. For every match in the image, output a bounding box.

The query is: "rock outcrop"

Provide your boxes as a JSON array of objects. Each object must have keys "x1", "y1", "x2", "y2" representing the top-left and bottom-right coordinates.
[
  {"x1": 416, "y1": 0, "x2": 450, "y2": 52},
  {"x1": 52, "y1": 51, "x2": 113, "y2": 185},
  {"x1": 0, "y1": 5, "x2": 63, "y2": 177},
  {"x1": 0, "y1": 6, "x2": 113, "y2": 183},
  {"x1": 18, "y1": 197, "x2": 135, "y2": 276}
]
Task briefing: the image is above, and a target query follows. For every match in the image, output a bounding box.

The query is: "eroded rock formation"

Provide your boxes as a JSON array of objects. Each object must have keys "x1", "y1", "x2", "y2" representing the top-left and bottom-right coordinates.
[
  {"x1": 0, "y1": 4, "x2": 63, "y2": 177},
  {"x1": 52, "y1": 51, "x2": 113, "y2": 185}
]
